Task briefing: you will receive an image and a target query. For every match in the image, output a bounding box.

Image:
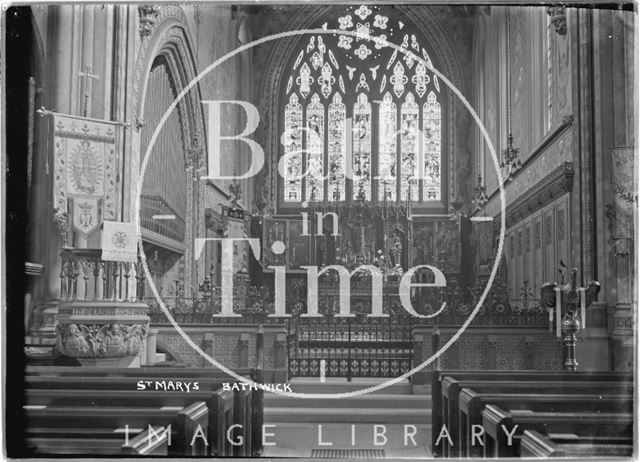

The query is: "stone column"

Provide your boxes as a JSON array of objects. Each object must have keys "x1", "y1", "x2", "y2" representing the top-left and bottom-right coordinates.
[{"x1": 30, "y1": 5, "x2": 78, "y2": 345}]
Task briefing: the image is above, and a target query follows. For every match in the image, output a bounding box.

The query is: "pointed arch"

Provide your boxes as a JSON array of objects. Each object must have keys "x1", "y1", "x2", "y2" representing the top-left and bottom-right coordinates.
[
  {"x1": 257, "y1": 5, "x2": 462, "y2": 213},
  {"x1": 132, "y1": 5, "x2": 205, "y2": 293}
]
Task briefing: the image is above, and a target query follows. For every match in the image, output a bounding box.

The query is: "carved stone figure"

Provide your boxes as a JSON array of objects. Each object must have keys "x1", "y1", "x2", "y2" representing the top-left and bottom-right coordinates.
[{"x1": 55, "y1": 321, "x2": 148, "y2": 358}]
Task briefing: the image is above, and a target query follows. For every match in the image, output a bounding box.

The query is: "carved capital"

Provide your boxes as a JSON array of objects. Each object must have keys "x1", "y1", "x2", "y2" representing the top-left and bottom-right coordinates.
[
  {"x1": 561, "y1": 114, "x2": 574, "y2": 125},
  {"x1": 546, "y1": 6, "x2": 567, "y2": 35},
  {"x1": 138, "y1": 5, "x2": 161, "y2": 37},
  {"x1": 134, "y1": 116, "x2": 145, "y2": 130}
]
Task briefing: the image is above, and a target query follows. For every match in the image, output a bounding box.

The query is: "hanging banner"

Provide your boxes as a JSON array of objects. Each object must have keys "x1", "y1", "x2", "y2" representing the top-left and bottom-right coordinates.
[
  {"x1": 52, "y1": 113, "x2": 119, "y2": 220},
  {"x1": 102, "y1": 221, "x2": 138, "y2": 262},
  {"x1": 72, "y1": 197, "x2": 101, "y2": 237}
]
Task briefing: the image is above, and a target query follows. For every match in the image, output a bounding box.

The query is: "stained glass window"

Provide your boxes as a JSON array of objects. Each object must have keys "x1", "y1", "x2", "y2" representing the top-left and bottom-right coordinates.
[
  {"x1": 423, "y1": 91, "x2": 441, "y2": 201},
  {"x1": 282, "y1": 6, "x2": 443, "y2": 205},
  {"x1": 306, "y1": 94, "x2": 325, "y2": 202},
  {"x1": 378, "y1": 92, "x2": 397, "y2": 201},
  {"x1": 328, "y1": 93, "x2": 346, "y2": 201},
  {"x1": 353, "y1": 93, "x2": 371, "y2": 200},
  {"x1": 284, "y1": 93, "x2": 303, "y2": 202},
  {"x1": 401, "y1": 92, "x2": 419, "y2": 201}
]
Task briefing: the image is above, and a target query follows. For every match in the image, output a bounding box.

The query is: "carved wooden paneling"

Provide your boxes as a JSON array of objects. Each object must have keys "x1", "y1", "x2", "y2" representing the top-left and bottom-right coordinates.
[
  {"x1": 533, "y1": 216, "x2": 543, "y2": 295},
  {"x1": 438, "y1": 330, "x2": 562, "y2": 371},
  {"x1": 506, "y1": 194, "x2": 569, "y2": 305}
]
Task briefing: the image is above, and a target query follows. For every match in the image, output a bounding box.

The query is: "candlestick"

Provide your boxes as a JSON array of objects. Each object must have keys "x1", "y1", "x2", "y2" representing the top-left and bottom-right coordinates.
[
  {"x1": 580, "y1": 288, "x2": 586, "y2": 329},
  {"x1": 555, "y1": 287, "x2": 561, "y2": 338}
]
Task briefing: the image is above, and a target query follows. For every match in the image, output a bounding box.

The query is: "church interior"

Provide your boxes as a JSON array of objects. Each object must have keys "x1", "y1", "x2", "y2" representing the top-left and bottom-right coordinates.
[{"x1": 3, "y1": 2, "x2": 637, "y2": 459}]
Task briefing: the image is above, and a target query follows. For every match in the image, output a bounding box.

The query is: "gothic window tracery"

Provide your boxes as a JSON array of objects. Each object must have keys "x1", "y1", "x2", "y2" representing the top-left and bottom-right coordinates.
[{"x1": 281, "y1": 5, "x2": 443, "y2": 205}]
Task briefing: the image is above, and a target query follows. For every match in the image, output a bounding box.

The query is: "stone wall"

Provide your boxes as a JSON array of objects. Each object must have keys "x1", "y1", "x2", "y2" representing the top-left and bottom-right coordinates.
[
  {"x1": 411, "y1": 326, "x2": 564, "y2": 384},
  {"x1": 156, "y1": 324, "x2": 288, "y2": 382}
]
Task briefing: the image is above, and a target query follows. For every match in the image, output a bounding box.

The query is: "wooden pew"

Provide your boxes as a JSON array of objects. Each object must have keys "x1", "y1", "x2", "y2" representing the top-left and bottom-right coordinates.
[
  {"x1": 27, "y1": 388, "x2": 226, "y2": 407},
  {"x1": 122, "y1": 426, "x2": 170, "y2": 456},
  {"x1": 212, "y1": 388, "x2": 236, "y2": 457},
  {"x1": 24, "y1": 367, "x2": 264, "y2": 456},
  {"x1": 26, "y1": 375, "x2": 224, "y2": 390},
  {"x1": 25, "y1": 400, "x2": 207, "y2": 456},
  {"x1": 440, "y1": 378, "x2": 632, "y2": 457},
  {"x1": 431, "y1": 370, "x2": 632, "y2": 457},
  {"x1": 458, "y1": 392, "x2": 632, "y2": 457},
  {"x1": 484, "y1": 406, "x2": 633, "y2": 457},
  {"x1": 250, "y1": 369, "x2": 265, "y2": 457},
  {"x1": 25, "y1": 388, "x2": 225, "y2": 456},
  {"x1": 519, "y1": 429, "x2": 633, "y2": 458},
  {"x1": 25, "y1": 397, "x2": 208, "y2": 455},
  {"x1": 233, "y1": 388, "x2": 252, "y2": 456},
  {"x1": 28, "y1": 426, "x2": 169, "y2": 456},
  {"x1": 177, "y1": 402, "x2": 210, "y2": 456},
  {"x1": 25, "y1": 365, "x2": 254, "y2": 375}
]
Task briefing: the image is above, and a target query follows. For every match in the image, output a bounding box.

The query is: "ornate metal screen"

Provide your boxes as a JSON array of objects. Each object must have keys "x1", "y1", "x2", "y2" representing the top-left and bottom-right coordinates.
[{"x1": 287, "y1": 316, "x2": 413, "y2": 379}]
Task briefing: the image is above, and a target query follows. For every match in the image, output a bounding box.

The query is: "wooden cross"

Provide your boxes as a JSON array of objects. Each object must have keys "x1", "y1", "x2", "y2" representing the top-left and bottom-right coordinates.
[{"x1": 78, "y1": 66, "x2": 99, "y2": 117}]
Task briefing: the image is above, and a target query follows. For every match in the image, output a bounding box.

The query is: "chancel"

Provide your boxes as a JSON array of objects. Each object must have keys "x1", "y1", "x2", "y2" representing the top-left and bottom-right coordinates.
[{"x1": 4, "y1": 2, "x2": 636, "y2": 459}]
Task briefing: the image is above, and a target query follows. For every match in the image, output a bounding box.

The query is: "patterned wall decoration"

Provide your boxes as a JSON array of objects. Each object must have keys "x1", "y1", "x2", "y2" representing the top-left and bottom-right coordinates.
[
  {"x1": 609, "y1": 147, "x2": 636, "y2": 304},
  {"x1": 158, "y1": 329, "x2": 282, "y2": 370},
  {"x1": 158, "y1": 333, "x2": 205, "y2": 367},
  {"x1": 475, "y1": 7, "x2": 573, "y2": 215},
  {"x1": 211, "y1": 333, "x2": 242, "y2": 368},
  {"x1": 435, "y1": 330, "x2": 562, "y2": 370},
  {"x1": 509, "y1": 7, "x2": 531, "y2": 159},
  {"x1": 550, "y1": 26, "x2": 572, "y2": 126},
  {"x1": 458, "y1": 335, "x2": 489, "y2": 369}
]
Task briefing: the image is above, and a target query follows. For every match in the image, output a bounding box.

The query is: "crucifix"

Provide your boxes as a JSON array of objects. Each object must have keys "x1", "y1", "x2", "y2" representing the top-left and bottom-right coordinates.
[{"x1": 78, "y1": 66, "x2": 99, "y2": 117}]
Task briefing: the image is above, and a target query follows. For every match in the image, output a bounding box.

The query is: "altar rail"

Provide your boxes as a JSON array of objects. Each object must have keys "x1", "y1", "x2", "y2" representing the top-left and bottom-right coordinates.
[{"x1": 145, "y1": 295, "x2": 549, "y2": 327}]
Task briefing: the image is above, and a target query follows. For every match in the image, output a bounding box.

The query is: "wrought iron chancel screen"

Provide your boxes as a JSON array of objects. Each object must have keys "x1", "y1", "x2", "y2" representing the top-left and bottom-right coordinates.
[{"x1": 281, "y1": 5, "x2": 443, "y2": 205}]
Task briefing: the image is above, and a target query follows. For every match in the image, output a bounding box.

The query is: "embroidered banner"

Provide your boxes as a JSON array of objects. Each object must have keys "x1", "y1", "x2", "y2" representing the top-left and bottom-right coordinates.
[
  {"x1": 52, "y1": 113, "x2": 118, "y2": 220},
  {"x1": 72, "y1": 197, "x2": 101, "y2": 237},
  {"x1": 102, "y1": 221, "x2": 138, "y2": 262}
]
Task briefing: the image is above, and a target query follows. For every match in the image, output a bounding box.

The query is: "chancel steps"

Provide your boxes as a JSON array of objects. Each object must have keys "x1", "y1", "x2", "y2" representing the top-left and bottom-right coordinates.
[{"x1": 263, "y1": 379, "x2": 431, "y2": 455}]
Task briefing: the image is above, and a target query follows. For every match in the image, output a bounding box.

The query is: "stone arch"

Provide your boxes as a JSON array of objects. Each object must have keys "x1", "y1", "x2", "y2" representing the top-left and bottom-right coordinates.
[
  {"x1": 255, "y1": 5, "x2": 466, "y2": 213},
  {"x1": 131, "y1": 5, "x2": 206, "y2": 292}
]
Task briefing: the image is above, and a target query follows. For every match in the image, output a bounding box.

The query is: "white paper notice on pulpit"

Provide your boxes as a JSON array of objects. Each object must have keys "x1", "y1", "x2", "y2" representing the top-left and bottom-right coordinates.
[{"x1": 101, "y1": 221, "x2": 139, "y2": 262}]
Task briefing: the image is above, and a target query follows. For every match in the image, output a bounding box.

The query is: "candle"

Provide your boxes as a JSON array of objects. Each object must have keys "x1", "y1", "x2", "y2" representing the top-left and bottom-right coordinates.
[
  {"x1": 548, "y1": 307, "x2": 553, "y2": 332},
  {"x1": 555, "y1": 287, "x2": 562, "y2": 338},
  {"x1": 580, "y1": 288, "x2": 586, "y2": 329}
]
